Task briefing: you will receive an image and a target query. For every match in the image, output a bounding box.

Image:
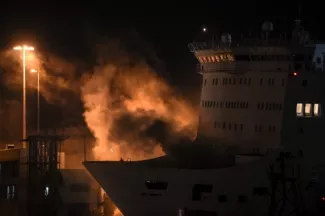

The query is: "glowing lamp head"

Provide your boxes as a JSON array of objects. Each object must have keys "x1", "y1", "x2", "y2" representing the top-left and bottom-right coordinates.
[
  {"x1": 202, "y1": 27, "x2": 207, "y2": 32},
  {"x1": 30, "y1": 69, "x2": 37, "y2": 73},
  {"x1": 13, "y1": 45, "x2": 34, "y2": 51},
  {"x1": 293, "y1": 72, "x2": 298, "y2": 76},
  {"x1": 322, "y1": 197, "x2": 325, "y2": 201},
  {"x1": 13, "y1": 46, "x2": 22, "y2": 50}
]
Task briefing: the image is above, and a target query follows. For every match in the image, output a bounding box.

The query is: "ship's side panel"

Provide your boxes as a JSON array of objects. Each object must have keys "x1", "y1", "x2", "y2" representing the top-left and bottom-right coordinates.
[
  {"x1": 83, "y1": 158, "x2": 274, "y2": 216},
  {"x1": 196, "y1": 47, "x2": 291, "y2": 153}
]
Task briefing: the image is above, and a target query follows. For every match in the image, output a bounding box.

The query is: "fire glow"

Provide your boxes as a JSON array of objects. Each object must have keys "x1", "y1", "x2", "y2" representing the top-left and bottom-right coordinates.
[{"x1": 81, "y1": 64, "x2": 198, "y2": 161}]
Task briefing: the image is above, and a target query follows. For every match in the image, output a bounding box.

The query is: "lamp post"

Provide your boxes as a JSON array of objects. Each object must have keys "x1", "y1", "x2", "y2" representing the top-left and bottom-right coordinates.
[
  {"x1": 13, "y1": 45, "x2": 34, "y2": 147},
  {"x1": 30, "y1": 69, "x2": 40, "y2": 135}
]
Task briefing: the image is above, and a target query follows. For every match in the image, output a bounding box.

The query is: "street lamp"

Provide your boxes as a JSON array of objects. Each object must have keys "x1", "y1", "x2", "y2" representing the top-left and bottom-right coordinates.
[
  {"x1": 13, "y1": 45, "x2": 34, "y2": 147},
  {"x1": 30, "y1": 69, "x2": 40, "y2": 135}
]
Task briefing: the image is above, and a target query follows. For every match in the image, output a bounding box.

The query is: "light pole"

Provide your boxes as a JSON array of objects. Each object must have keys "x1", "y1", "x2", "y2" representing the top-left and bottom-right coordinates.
[
  {"x1": 13, "y1": 45, "x2": 34, "y2": 147},
  {"x1": 30, "y1": 69, "x2": 40, "y2": 135}
]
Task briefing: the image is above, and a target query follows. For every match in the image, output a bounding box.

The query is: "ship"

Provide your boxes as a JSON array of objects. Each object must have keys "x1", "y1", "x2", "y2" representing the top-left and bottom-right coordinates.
[{"x1": 83, "y1": 20, "x2": 325, "y2": 216}]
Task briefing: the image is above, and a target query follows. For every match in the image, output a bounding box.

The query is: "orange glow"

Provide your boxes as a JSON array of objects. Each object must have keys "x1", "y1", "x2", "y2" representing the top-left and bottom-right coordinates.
[
  {"x1": 113, "y1": 208, "x2": 123, "y2": 216},
  {"x1": 81, "y1": 64, "x2": 198, "y2": 161},
  {"x1": 1, "y1": 43, "x2": 199, "y2": 163},
  {"x1": 293, "y1": 72, "x2": 298, "y2": 76}
]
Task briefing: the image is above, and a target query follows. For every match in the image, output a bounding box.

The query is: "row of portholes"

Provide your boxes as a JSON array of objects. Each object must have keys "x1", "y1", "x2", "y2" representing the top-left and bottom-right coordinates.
[
  {"x1": 202, "y1": 100, "x2": 283, "y2": 111},
  {"x1": 204, "y1": 77, "x2": 286, "y2": 87},
  {"x1": 257, "y1": 102, "x2": 283, "y2": 111},
  {"x1": 202, "y1": 100, "x2": 248, "y2": 109},
  {"x1": 255, "y1": 125, "x2": 276, "y2": 133},
  {"x1": 214, "y1": 122, "x2": 244, "y2": 131},
  {"x1": 214, "y1": 122, "x2": 277, "y2": 133}
]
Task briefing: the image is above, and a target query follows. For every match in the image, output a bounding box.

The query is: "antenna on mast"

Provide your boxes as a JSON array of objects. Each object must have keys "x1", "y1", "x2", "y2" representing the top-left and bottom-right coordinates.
[{"x1": 295, "y1": 1, "x2": 303, "y2": 23}]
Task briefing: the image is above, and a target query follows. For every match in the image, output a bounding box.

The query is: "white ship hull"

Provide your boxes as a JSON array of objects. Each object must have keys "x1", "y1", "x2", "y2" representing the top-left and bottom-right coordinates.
[{"x1": 83, "y1": 149, "x2": 323, "y2": 216}]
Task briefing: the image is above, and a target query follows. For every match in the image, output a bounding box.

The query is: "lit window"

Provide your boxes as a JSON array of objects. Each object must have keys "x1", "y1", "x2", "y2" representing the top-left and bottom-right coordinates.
[
  {"x1": 305, "y1": 103, "x2": 312, "y2": 117},
  {"x1": 314, "y1": 104, "x2": 322, "y2": 117},
  {"x1": 296, "y1": 103, "x2": 303, "y2": 117},
  {"x1": 45, "y1": 186, "x2": 49, "y2": 196},
  {"x1": 6, "y1": 185, "x2": 15, "y2": 200}
]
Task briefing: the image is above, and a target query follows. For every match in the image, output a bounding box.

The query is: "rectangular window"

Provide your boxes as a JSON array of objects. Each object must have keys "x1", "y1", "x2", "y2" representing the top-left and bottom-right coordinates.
[
  {"x1": 296, "y1": 103, "x2": 303, "y2": 117},
  {"x1": 192, "y1": 184, "x2": 213, "y2": 201},
  {"x1": 253, "y1": 187, "x2": 268, "y2": 196},
  {"x1": 145, "y1": 181, "x2": 168, "y2": 190},
  {"x1": 6, "y1": 185, "x2": 16, "y2": 200},
  {"x1": 45, "y1": 186, "x2": 49, "y2": 196},
  {"x1": 305, "y1": 103, "x2": 312, "y2": 117},
  {"x1": 314, "y1": 104, "x2": 321, "y2": 117},
  {"x1": 218, "y1": 195, "x2": 227, "y2": 202}
]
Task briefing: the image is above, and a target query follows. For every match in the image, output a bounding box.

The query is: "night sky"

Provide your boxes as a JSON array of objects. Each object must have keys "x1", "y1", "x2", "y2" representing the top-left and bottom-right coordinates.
[{"x1": 0, "y1": 1, "x2": 323, "y2": 90}]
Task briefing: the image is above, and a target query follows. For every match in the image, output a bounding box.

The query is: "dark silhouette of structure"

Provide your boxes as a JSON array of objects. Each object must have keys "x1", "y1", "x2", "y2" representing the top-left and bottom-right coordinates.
[{"x1": 23, "y1": 135, "x2": 67, "y2": 216}]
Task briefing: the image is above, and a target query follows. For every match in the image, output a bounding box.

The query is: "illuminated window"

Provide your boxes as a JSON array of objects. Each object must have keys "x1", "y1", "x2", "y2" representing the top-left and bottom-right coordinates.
[
  {"x1": 6, "y1": 185, "x2": 16, "y2": 200},
  {"x1": 305, "y1": 103, "x2": 312, "y2": 117},
  {"x1": 296, "y1": 103, "x2": 303, "y2": 117},
  {"x1": 314, "y1": 104, "x2": 322, "y2": 117},
  {"x1": 45, "y1": 186, "x2": 49, "y2": 196}
]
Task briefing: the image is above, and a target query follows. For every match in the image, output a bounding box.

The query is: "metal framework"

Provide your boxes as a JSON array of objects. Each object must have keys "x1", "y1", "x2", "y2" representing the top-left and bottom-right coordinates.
[
  {"x1": 23, "y1": 135, "x2": 68, "y2": 216},
  {"x1": 268, "y1": 151, "x2": 305, "y2": 216}
]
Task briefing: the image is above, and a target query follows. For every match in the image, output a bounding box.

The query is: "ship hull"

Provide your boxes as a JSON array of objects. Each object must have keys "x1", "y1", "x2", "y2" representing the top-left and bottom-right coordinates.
[{"x1": 84, "y1": 154, "x2": 281, "y2": 216}]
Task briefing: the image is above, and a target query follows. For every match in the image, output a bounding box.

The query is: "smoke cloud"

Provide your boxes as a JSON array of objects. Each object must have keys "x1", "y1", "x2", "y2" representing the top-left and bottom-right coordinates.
[
  {"x1": 81, "y1": 62, "x2": 198, "y2": 161},
  {"x1": 0, "y1": 49, "x2": 80, "y2": 104},
  {"x1": 0, "y1": 41, "x2": 198, "y2": 161}
]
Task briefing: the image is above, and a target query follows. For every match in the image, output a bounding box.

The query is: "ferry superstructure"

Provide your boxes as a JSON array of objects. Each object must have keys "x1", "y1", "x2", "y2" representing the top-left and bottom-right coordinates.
[{"x1": 83, "y1": 21, "x2": 325, "y2": 216}]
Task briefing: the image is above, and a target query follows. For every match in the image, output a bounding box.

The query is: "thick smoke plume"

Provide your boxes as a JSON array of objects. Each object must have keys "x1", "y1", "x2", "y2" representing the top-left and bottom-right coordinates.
[
  {"x1": 81, "y1": 62, "x2": 197, "y2": 161},
  {"x1": 0, "y1": 42, "x2": 198, "y2": 161}
]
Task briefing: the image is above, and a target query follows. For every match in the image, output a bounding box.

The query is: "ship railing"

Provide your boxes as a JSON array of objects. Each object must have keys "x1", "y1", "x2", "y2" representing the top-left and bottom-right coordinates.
[{"x1": 189, "y1": 38, "x2": 291, "y2": 52}]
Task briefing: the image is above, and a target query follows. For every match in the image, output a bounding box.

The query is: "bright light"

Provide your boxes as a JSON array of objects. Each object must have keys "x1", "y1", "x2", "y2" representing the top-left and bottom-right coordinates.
[
  {"x1": 13, "y1": 45, "x2": 34, "y2": 51},
  {"x1": 30, "y1": 69, "x2": 38, "y2": 73},
  {"x1": 322, "y1": 196, "x2": 325, "y2": 201},
  {"x1": 110, "y1": 148, "x2": 114, "y2": 152},
  {"x1": 24, "y1": 45, "x2": 34, "y2": 51},
  {"x1": 202, "y1": 27, "x2": 207, "y2": 32},
  {"x1": 13, "y1": 46, "x2": 22, "y2": 50},
  {"x1": 293, "y1": 72, "x2": 298, "y2": 76}
]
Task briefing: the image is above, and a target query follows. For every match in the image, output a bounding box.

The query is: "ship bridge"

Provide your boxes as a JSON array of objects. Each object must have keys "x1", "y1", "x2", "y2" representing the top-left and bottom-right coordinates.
[{"x1": 189, "y1": 21, "x2": 320, "y2": 155}]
